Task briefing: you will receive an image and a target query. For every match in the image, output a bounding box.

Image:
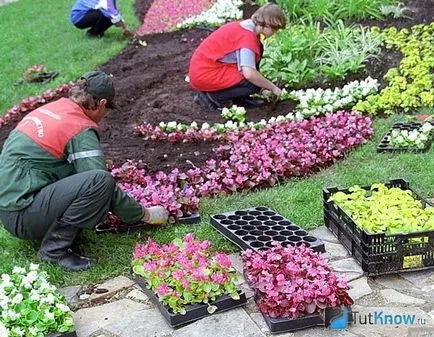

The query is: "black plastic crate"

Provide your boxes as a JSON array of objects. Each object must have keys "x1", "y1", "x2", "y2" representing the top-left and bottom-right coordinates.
[
  {"x1": 210, "y1": 207, "x2": 325, "y2": 253},
  {"x1": 377, "y1": 122, "x2": 434, "y2": 153},
  {"x1": 134, "y1": 276, "x2": 247, "y2": 327},
  {"x1": 95, "y1": 213, "x2": 201, "y2": 234},
  {"x1": 323, "y1": 178, "x2": 434, "y2": 275}
]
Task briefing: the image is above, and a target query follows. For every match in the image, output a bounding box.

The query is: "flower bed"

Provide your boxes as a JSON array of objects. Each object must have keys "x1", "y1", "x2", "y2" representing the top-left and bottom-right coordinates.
[
  {"x1": 0, "y1": 264, "x2": 75, "y2": 337},
  {"x1": 111, "y1": 112, "x2": 373, "y2": 225},
  {"x1": 131, "y1": 234, "x2": 247, "y2": 326},
  {"x1": 242, "y1": 244, "x2": 353, "y2": 332}
]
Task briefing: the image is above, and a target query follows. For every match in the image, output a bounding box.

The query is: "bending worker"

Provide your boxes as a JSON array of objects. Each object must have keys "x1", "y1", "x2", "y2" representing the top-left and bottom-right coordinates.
[
  {"x1": 189, "y1": 3, "x2": 287, "y2": 112},
  {"x1": 0, "y1": 71, "x2": 168, "y2": 271}
]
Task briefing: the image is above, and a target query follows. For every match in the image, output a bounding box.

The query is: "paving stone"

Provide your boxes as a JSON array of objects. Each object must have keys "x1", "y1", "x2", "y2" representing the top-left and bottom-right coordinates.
[
  {"x1": 331, "y1": 258, "x2": 363, "y2": 282},
  {"x1": 249, "y1": 312, "x2": 295, "y2": 336},
  {"x1": 375, "y1": 275, "x2": 412, "y2": 290},
  {"x1": 429, "y1": 309, "x2": 434, "y2": 321},
  {"x1": 322, "y1": 241, "x2": 349, "y2": 261},
  {"x1": 173, "y1": 308, "x2": 265, "y2": 337},
  {"x1": 400, "y1": 270, "x2": 434, "y2": 290},
  {"x1": 87, "y1": 329, "x2": 120, "y2": 337},
  {"x1": 59, "y1": 285, "x2": 82, "y2": 309},
  {"x1": 125, "y1": 288, "x2": 151, "y2": 305},
  {"x1": 228, "y1": 253, "x2": 244, "y2": 273},
  {"x1": 348, "y1": 277, "x2": 372, "y2": 300},
  {"x1": 348, "y1": 305, "x2": 433, "y2": 337},
  {"x1": 74, "y1": 298, "x2": 173, "y2": 337},
  {"x1": 293, "y1": 327, "x2": 358, "y2": 337},
  {"x1": 88, "y1": 276, "x2": 135, "y2": 303},
  {"x1": 309, "y1": 226, "x2": 339, "y2": 243},
  {"x1": 380, "y1": 289, "x2": 425, "y2": 305}
]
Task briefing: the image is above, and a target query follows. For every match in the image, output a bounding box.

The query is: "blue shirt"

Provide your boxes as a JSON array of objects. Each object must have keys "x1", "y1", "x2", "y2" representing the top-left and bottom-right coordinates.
[{"x1": 70, "y1": 0, "x2": 123, "y2": 25}]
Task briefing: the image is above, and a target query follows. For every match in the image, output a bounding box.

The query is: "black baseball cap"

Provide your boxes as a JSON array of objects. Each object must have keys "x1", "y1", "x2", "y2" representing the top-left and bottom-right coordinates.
[{"x1": 81, "y1": 71, "x2": 120, "y2": 110}]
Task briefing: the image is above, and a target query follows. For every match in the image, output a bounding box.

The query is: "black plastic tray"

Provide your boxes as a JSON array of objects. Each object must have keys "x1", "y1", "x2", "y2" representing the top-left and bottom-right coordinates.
[
  {"x1": 210, "y1": 207, "x2": 325, "y2": 253},
  {"x1": 263, "y1": 312, "x2": 325, "y2": 333},
  {"x1": 95, "y1": 213, "x2": 201, "y2": 234},
  {"x1": 377, "y1": 122, "x2": 434, "y2": 153},
  {"x1": 134, "y1": 276, "x2": 247, "y2": 327},
  {"x1": 323, "y1": 178, "x2": 434, "y2": 276}
]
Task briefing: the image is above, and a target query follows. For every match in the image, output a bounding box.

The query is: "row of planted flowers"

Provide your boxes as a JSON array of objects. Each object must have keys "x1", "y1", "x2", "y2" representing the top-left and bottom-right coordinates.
[
  {"x1": 111, "y1": 111, "x2": 373, "y2": 223},
  {"x1": 136, "y1": 77, "x2": 378, "y2": 140}
]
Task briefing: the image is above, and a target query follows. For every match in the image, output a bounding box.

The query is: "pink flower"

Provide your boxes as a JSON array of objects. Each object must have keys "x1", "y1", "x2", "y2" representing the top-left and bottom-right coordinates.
[
  {"x1": 156, "y1": 283, "x2": 170, "y2": 296},
  {"x1": 214, "y1": 253, "x2": 232, "y2": 269}
]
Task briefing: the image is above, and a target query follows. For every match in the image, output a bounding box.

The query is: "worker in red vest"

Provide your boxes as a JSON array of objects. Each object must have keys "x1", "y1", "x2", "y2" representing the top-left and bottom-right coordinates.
[
  {"x1": 189, "y1": 3, "x2": 286, "y2": 112},
  {"x1": 0, "y1": 71, "x2": 168, "y2": 271}
]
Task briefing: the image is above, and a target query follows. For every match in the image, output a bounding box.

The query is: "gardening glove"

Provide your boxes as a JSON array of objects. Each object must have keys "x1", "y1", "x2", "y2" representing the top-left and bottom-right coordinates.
[{"x1": 143, "y1": 206, "x2": 169, "y2": 226}]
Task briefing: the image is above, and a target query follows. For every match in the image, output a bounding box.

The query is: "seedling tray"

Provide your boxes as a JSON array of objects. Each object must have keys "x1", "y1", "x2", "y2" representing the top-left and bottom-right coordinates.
[
  {"x1": 253, "y1": 290, "x2": 352, "y2": 333},
  {"x1": 323, "y1": 178, "x2": 434, "y2": 276},
  {"x1": 377, "y1": 122, "x2": 434, "y2": 153},
  {"x1": 95, "y1": 213, "x2": 201, "y2": 234},
  {"x1": 134, "y1": 276, "x2": 247, "y2": 327},
  {"x1": 210, "y1": 207, "x2": 325, "y2": 253}
]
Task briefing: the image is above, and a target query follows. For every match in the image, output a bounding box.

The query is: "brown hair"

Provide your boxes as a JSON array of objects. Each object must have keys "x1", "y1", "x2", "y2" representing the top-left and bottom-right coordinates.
[
  {"x1": 251, "y1": 3, "x2": 287, "y2": 30},
  {"x1": 68, "y1": 80, "x2": 100, "y2": 110}
]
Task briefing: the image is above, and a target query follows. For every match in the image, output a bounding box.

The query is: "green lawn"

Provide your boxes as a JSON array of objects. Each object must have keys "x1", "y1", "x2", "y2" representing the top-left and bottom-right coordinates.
[
  {"x1": 0, "y1": 0, "x2": 139, "y2": 113},
  {"x1": 1, "y1": 0, "x2": 434, "y2": 287}
]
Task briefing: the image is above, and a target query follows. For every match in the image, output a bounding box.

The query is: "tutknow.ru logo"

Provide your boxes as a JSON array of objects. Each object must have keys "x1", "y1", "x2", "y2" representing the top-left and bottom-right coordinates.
[{"x1": 325, "y1": 307, "x2": 428, "y2": 330}]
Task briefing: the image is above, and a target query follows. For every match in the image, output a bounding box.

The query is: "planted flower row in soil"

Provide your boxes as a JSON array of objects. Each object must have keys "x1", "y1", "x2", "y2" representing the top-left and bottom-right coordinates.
[{"x1": 324, "y1": 178, "x2": 434, "y2": 275}]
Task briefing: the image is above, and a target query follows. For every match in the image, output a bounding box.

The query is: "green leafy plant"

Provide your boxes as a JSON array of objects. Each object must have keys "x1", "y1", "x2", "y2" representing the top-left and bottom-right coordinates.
[
  {"x1": 132, "y1": 234, "x2": 240, "y2": 314},
  {"x1": 329, "y1": 183, "x2": 434, "y2": 234},
  {"x1": 380, "y1": 2, "x2": 410, "y2": 18},
  {"x1": 221, "y1": 105, "x2": 247, "y2": 123},
  {"x1": 0, "y1": 263, "x2": 74, "y2": 337}
]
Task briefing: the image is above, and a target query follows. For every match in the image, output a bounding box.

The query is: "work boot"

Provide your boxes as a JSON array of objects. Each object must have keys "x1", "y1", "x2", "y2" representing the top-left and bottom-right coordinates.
[
  {"x1": 233, "y1": 97, "x2": 266, "y2": 108},
  {"x1": 193, "y1": 92, "x2": 219, "y2": 112},
  {"x1": 37, "y1": 223, "x2": 95, "y2": 271}
]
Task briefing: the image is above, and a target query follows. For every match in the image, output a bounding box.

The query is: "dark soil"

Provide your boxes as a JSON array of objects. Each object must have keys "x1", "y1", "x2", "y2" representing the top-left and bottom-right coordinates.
[{"x1": 1, "y1": 0, "x2": 433, "y2": 174}]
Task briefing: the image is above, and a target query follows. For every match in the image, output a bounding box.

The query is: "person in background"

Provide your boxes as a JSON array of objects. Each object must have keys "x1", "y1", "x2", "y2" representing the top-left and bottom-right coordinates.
[
  {"x1": 0, "y1": 71, "x2": 168, "y2": 271},
  {"x1": 70, "y1": 0, "x2": 133, "y2": 38},
  {"x1": 188, "y1": 3, "x2": 287, "y2": 112}
]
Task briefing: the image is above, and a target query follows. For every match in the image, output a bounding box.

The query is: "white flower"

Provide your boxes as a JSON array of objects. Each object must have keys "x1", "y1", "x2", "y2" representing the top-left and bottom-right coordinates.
[
  {"x1": 12, "y1": 327, "x2": 24, "y2": 337},
  {"x1": 12, "y1": 266, "x2": 26, "y2": 274},
  {"x1": 12, "y1": 293, "x2": 23, "y2": 304},
  {"x1": 0, "y1": 322, "x2": 8, "y2": 337},
  {"x1": 421, "y1": 122, "x2": 433, "y2": 133},
  {"x1": 201, "y1": 122, "x2": 210, "y2": 130},
  {"x1": 276, "y1": 115, "x2": 286, "y2": 122},
  {"x1": 158, "y1": 121, "x2": 167, "y2": 129},
  {"x1": 190, "y1": 121, "x2": 198, "y2": 129},
  {"x1": 29, "y1": 263, "x2": 39, "y2": 271},
  {"x1": 184, "y1": 75, "x2": 190, "y2": 83},
  {"x1": 44, "y1": 309, "x2": 55, "y2": 321},
  {"x1": 27, "y1": 327, "x2": 39, "y2": 337},
  {"x1": 29, "y1": 289, "x2": 40, "y2": 301},
  {"x1": 56, "y1": 303, "x2": 71, "y2": 313}
]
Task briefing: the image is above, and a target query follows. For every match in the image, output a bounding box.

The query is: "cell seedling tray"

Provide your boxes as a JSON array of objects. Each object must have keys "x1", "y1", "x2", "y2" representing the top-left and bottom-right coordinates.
[
  {"x1": 95, "y1": 213, "x2": 201, "y2": 234},
  {"x1": 377, "y1": 122, "x2": 434, "y2": 153},
  {"x1": 134, "y1": 276, "x2": 247, "y2": 327},
  {"x1": 210, "y1": 207, "x2": 324, "y2": 253}
]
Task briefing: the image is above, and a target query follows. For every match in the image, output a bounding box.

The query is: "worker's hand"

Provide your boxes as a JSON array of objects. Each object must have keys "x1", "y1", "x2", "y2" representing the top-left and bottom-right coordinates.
[
  {"x1": 143, "y1": 206, "x2": 169, "y2": 226},
  {"x1": 122, "y1": 28, "x2": 134, "y2": 37},
  {"x1": 262, "y1": 87, "x2": 281, "y2": 102}
]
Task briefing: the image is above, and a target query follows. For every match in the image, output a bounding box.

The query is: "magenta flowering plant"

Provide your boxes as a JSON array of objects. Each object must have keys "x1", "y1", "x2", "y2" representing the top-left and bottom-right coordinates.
[
  {"x1": 242, "y1": 243, "x2": 353, "y2": 319},
  {"x1": 132, "y1": 234, "x2": 240, "y2": 314}
]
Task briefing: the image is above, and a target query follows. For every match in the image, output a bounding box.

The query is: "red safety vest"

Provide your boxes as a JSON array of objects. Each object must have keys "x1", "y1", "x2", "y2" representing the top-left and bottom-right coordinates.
[
  {"x1": 15, "y1": 98, "x2": 98, "y2": 158},
  {"x1": 189, "y1": 21, "x2": 261, "y2": 92}
]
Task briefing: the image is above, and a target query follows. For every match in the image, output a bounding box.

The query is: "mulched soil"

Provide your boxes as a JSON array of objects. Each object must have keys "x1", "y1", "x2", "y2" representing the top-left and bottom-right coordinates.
[{"x1": 1, "y1": 0, "x2": 433, "y2": 174}]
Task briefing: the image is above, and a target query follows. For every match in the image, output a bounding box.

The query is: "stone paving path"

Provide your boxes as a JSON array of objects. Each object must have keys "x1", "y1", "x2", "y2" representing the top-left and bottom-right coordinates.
[{"x1": 61, "y1": 226, "x2": 434, "y2": 337}]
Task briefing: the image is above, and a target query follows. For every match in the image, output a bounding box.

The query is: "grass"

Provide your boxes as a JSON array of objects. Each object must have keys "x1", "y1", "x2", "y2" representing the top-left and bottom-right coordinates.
[
  {"x1": 0, "y1": 0, "x2": 139, "y2": 113},
  {"x1": 1, "y1": 114, "x2": 434, "y2": 286},
  {"x1": 1, "y1": 0, "x2": 434, "y2": 287}
]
